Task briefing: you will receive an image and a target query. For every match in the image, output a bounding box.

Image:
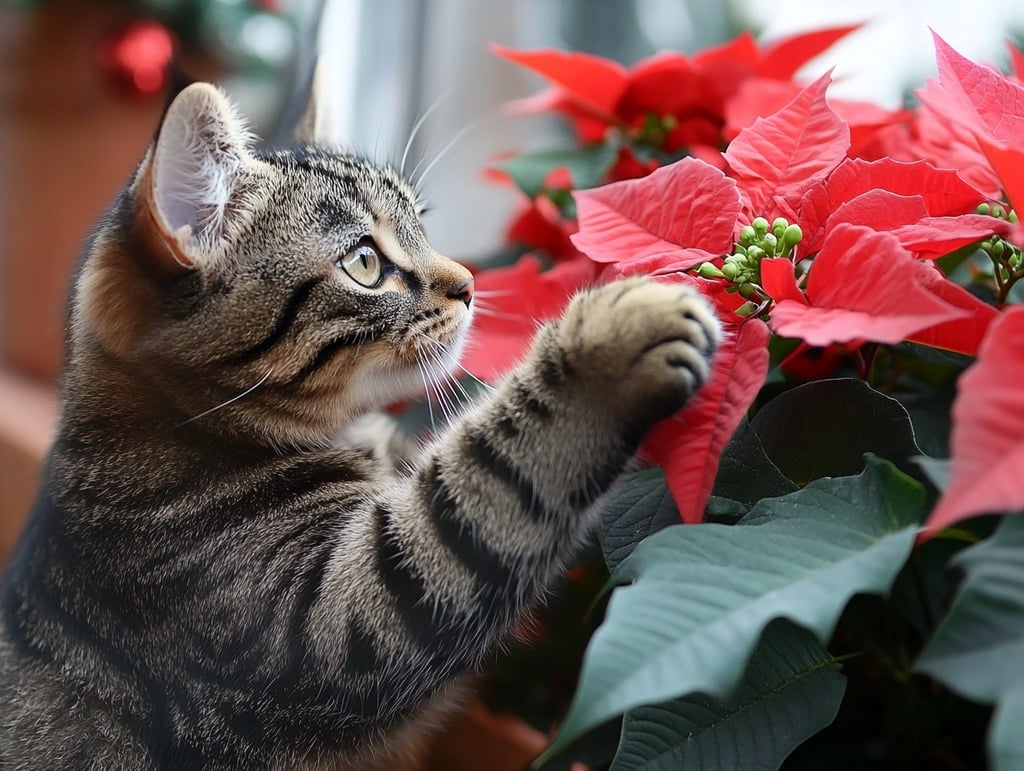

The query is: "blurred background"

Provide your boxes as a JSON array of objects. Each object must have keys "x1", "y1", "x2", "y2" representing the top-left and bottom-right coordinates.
[{"x1": 2, "y1": 0, "x2": 1023, "y2": 561}]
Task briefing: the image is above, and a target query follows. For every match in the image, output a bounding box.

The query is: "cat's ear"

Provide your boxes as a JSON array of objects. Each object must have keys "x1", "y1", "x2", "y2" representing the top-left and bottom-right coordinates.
[{"x1": 136, "y1": 82, "x2": 256, "y2": 273}]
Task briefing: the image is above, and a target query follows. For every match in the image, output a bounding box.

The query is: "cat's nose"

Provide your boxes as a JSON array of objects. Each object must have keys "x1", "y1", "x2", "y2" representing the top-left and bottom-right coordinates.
[{"x1": 447, "y1": 278, "x2": 474, "y2": 308}]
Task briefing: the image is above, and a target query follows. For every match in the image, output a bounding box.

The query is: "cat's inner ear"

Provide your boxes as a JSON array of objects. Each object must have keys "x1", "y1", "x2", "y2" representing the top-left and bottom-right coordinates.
[{"x1": 138, "y1": 82, "x2": 255, "y2": 270}]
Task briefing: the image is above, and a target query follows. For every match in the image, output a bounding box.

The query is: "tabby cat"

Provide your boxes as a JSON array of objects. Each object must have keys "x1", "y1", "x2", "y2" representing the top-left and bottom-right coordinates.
[{"x1": 0, "y1": 81, "x2": 720, "y2": 769}]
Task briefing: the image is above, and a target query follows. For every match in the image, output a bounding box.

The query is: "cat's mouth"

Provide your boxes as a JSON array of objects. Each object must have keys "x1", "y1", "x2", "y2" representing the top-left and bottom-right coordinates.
[
  {"x1": 337, "y1": 315, "x2": 469, "y2": 415},
  {"x1": 396, "y1": 305, "x2": 472, "y2": 366},
  {"x1": 394, "y1": 306, "x2": 473, "y2": 392},
  {"x1": 410, "y1": 321, "x2": 470, "y2": 373}
]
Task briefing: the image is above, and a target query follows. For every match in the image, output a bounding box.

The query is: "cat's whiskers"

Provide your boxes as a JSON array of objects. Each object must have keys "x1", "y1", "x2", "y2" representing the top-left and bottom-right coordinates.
[
  {"x1": 441, "y1": 366, "x2": 471, "y2": 404},
  {"x1": 414, "y1": 332, "x2": 470, "y2": 425},
  {"x1": 175, "y1": 368, "x2": 273, "y2": 429},
  {"x1": 434, "y1": 380, "x2": 459, "y2": 426},
  {"x1": 410, "y1": 122, "x2": 478, "y2": 191},
  {"x1": 415, "y1": 359, "x2": 437, "y2": 431},
  {"x1": 469, "y1": 294, "x2": 519, "y2": 321},
  {"x1": 430, "y1": 391, "x2": 452, "y2": 428},
  {"x1": 372, "y1": 121, "x2": 386, "y2": 168},
  {"x1": 434, "y1": 362, "x2": 467, "y2": 421},
  {"x1": 465, "y1": 303, "x2": 503, "y2": 319},
  {"x1": 453, "y1": 362, "x2": 495, "y2": 393},
  {"x1": 399, "y1": 86, "x2": 457, "y2": 179},
  {"x1": 433, "y1": 350, "x2": 472, "y2": 404},
  {"x1": 421, "y1": 349, "x2": 459, "y2": 425}
]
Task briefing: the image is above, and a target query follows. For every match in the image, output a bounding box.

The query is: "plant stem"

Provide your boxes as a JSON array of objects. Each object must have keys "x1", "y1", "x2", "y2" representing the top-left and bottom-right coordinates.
[
  {"x1": 987, "y1": 249, "x2": 1024, "y2": 303},
  {"x1": 1000, "y1": 266, "x2": 1024, "y2": 303}
]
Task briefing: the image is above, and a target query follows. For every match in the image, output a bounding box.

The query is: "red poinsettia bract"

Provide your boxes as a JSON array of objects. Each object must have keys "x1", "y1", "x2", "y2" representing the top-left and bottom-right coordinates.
[
  {"x1": 922, "y1": 307, "x2": 1024, "y2": 536},
  {"x1": 642, "y1": 305, "x2": 770, "y2": 524},
  {"x1": 762, "y1": 225, "x2": 970, "y2": 347},
  {"x1": 492, "y1": 25, "x2": 861, "y2": 163},
  {"x1": 468, "y1": 31, "x2": 1019, "y2": 526},
  {"x1": 571, "y1": 157, "x2": 741, "y2": 274},
  {"x1": 924, "y1": 33, "x2": 1024, "y2": 214},
  {"x1": 724, "y1": 72, "x2": 849, "y2": 223}
]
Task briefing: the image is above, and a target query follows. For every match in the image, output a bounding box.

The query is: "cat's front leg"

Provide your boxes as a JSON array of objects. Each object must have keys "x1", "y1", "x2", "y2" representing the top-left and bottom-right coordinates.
[
  {"x1": 426, "y1": 276, "x2": 721, "y2": 567},
  {"x1": 316, "y1": 278, "x2": 720, "y2": 725}
]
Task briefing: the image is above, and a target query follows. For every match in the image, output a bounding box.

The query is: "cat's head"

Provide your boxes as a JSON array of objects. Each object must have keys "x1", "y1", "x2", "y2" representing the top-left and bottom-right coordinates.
[{"x1": 74, "y1": 82, "x2": 475, "y2": 447}]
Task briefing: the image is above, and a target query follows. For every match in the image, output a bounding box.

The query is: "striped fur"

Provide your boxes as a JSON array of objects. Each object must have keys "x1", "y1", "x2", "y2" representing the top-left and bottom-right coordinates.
[{"x1": 0, "y1": 84, "x2": 721, "y2": 769}]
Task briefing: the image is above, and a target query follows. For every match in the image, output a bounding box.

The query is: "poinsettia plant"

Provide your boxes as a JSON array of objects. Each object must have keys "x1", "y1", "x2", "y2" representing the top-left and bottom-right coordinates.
[{"x1": 461, "y1": 26, "x2": 1024, "y2": 771}]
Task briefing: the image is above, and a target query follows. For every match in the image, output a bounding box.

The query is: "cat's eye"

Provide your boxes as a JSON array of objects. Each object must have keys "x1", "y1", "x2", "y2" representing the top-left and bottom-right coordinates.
[{"x1": 337, "y1": 242, "x2": 383, "y2": 287}]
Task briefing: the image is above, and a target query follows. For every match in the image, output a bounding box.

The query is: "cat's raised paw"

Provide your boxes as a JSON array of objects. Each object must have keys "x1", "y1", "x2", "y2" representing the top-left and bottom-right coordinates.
[{"x1": 555, "y1": 277, "x2": 722, "y2": 425}]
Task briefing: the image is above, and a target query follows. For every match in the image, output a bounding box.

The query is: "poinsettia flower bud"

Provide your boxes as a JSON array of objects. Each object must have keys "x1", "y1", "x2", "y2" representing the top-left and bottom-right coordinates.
[
  {"x1": 1010, "y1": 210, "x2": 1019, "y2": 224},
  {"x1": 752, "y1": 217, "x2": 770, "y2": 238},
  {"x1": 721, "y1": 261, "x2": 740, "y2": 280},
  {"x1": 697, "y1": 262, "x2": 726, "y2": 279},
  {"x1": 772, "y1": 217, "x2": 789, "y2": 239},
  {"x1": 992, "y1": 204, "x2": 1007, "y2": 219},
  {"x1": 746, "y1": 245, "x2": 766, "y2": 262},
  {"x1": 762, "y1": 233, "x2": 778, "y2": 254},
  {"x1": 738, "y1": 282, "x2": 757, "y2": 298},
  {"x1": 782, "y1": 223, "x2": 804, "y2": 248},
  {"x1": 740, "y1": 225, "x2": 757, "y2": 246},
  {"x1": 977, "y1": 202, "x2": 991, "y2": 216}
]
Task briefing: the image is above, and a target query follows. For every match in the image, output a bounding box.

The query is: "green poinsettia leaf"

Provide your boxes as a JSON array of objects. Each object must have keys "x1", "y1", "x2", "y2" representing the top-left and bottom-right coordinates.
[
  {"x1": 536, "y1": 457, "x2": 921, "y2": 764},
  {"x1": 990, "y1": 682, "x2": 1024, "y2": 771},
  {"x1": 916, "y1": 514, "x2": 1024, "y2": 704},
  {"x1": 712, "y1": 417, "x2": 798, "y2": 512},
  {"x1": 704, "y1": 495, "x2": 747, "y2": 520},
  {"x1": 495, "y1": 140, "x2": 620, "y2": 198},
  {"x1": 750, "y1": 378, "x2": 922, "y2": 486},
  {"x1": 599, "y1": 469, "x2": 681, "y2": 572},
  {"x1": 891, "y1": 340, "x2": 974, "y2": 369},
  {"x1": 610, "y1": 619, "x2": 845, "y2": 771},
  {"x1": 914, "y1": 456, "x2": 951, "y2": 492},
  {"x1": 899, "y1": 382, "x2": 958, "y2": 459}
]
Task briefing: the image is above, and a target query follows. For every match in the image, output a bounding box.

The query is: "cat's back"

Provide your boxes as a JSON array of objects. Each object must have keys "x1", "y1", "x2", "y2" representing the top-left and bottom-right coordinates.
[{"x1": 0, "y1": 488, "x2": 153, "y2": 769}]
